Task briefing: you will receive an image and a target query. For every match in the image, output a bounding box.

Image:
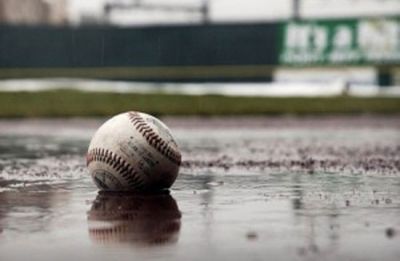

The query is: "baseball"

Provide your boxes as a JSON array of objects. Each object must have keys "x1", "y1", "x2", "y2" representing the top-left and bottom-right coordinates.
[{"x1": 86, "y1": 111, "x2": 181, "y2": 191}]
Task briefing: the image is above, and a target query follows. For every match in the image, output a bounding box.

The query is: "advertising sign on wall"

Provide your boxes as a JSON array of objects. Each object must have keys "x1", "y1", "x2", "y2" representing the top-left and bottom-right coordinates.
[{"x1": 280, "y1": 17, "x2": 400, "y2": 65}]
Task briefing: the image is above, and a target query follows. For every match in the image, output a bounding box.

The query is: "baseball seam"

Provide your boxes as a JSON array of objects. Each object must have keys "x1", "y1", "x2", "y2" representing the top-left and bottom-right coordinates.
[
  {"x1": 128, "y1": 112, "x2": 181, "y2": 166},
  {"x1": 87, "y1": 148, "x2": 145, "y2": 189},
  {"x1": 88, "y1": 226, "x2": 177, "y2": 245}
]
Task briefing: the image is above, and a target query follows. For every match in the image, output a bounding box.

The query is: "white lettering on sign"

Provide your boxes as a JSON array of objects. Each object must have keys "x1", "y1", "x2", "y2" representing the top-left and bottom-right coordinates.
[
  {"x1": 333, "y1": 26, "x2": 353, "y2": 50},
  {"x1": 281, "y1": 18, "x2": 400, "y2": 65},
  {"x1": 285, "y1": 23, "x2": 328, "y2": 52},
  {"x1": 358, "y1": 19, "x2": 400, "y2": 62}
]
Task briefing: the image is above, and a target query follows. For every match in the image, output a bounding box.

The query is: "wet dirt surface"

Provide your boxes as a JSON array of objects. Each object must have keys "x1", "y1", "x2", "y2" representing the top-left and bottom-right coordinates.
[{"x1": 0, "y1": 116, "x2": 400, "y2": 261}]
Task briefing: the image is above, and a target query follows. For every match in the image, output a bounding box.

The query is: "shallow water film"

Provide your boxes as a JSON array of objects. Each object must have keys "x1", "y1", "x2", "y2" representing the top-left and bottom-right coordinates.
[{"x1": 0, "y1": 116, "x2": 399, "y2": 261}]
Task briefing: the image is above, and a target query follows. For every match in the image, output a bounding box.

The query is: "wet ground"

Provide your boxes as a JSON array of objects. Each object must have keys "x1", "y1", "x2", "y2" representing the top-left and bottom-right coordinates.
[{"x1": 0, "y1": 116, "x2": 399, "y2": 261}]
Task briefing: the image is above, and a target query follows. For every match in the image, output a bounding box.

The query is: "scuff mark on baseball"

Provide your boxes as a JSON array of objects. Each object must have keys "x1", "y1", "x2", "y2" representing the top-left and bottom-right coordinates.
[{"x1": 86, "y1": 111, "x2": 181, "y2": 191}]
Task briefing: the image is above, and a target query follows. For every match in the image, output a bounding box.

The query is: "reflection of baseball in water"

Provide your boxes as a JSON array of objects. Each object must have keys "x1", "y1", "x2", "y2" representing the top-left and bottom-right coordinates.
[
  {"x1": 87, "y1": 192, "x2": 181, "y2": 245},
  {"x1": 86, "y1": 111, "x2": 181, "y2": 191}
]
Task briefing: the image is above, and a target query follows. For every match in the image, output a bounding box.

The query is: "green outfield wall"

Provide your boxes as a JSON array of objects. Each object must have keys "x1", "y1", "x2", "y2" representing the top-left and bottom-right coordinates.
[
  {"x1": 0, "y1": 23, "x2": 278, "y2": 82},
  {"x1": 0, "y1": 17, "x2": 399, "y2": 82}
]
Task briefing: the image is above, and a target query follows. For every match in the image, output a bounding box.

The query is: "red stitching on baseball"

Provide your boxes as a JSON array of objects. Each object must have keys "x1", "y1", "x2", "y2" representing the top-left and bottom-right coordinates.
[
  {"x1": 127, "y1": 112, "x2": 181, "y2": 166},
  {"x1": 87, "y1": 148, "x2": 145, "y2": 189}
]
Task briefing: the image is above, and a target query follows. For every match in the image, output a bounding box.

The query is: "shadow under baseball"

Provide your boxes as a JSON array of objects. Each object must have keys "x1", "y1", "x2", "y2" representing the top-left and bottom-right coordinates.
[{"x1": 87, "y1": 191, "x2": 181, "y2": 247}]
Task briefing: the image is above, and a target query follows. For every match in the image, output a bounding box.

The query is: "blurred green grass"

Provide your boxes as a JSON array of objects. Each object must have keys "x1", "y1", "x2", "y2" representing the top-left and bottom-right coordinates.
[{"x1": 0, "y1": 90, "x2": 399, "y2": 117}]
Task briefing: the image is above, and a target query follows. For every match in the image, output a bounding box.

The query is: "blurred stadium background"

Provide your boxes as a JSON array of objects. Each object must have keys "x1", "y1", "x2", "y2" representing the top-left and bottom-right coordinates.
[
  {"x1": 0, "y1": 0, "x2": 399, "y2": 115},
  {"x1": 1, "y1": 2, "x2": 400, "y2": 260}
]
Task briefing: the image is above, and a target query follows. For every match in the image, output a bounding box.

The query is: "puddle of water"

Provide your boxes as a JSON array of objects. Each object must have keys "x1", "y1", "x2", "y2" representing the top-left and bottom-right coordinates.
[{"x1": 0, "y1": 118, "x2": 399, "y2": 261}]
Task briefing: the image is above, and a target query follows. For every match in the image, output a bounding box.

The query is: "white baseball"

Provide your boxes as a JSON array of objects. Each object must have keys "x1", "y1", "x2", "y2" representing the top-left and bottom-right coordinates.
[{"x1": 86, "y1": 111, "x2": 181, "y2": 191}]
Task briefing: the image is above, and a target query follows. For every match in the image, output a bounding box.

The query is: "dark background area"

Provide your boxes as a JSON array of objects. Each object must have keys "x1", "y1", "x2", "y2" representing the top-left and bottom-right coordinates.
[{"x1": 0, "y1": 23, "x2": 279, "y2": 81}]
